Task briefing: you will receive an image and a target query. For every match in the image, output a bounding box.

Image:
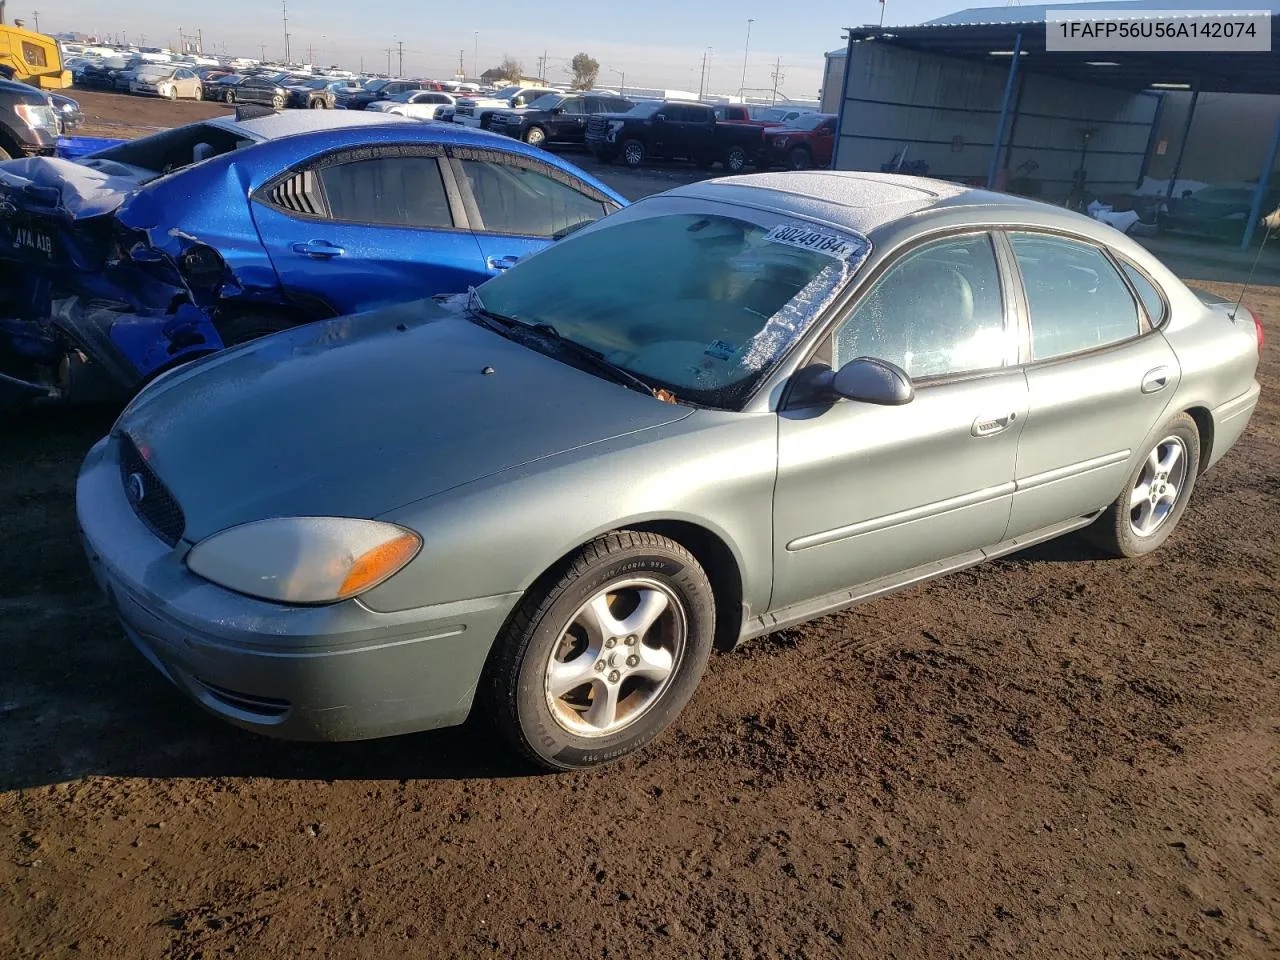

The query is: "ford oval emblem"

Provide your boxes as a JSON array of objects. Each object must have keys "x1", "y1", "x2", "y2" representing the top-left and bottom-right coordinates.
[{"x1": 127, "y1": 472, "x2": 146, "y2": 504}]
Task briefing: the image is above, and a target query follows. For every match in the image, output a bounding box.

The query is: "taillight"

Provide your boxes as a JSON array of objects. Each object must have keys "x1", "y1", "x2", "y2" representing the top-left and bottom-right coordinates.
[{"x1": 1253, "y1": 310, "x2": 1265, "y2": 350}]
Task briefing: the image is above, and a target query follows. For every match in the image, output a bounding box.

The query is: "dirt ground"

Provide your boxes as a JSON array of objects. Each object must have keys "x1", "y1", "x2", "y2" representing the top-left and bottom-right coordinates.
[{"x1": 1, "y1": 90, "x2": 1277, "y2": 959}]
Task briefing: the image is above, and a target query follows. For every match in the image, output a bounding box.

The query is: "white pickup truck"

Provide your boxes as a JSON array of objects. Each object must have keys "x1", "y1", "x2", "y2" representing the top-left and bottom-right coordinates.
[{"x1": 452, "y1": 85, "x2": 559, "y2": 129}]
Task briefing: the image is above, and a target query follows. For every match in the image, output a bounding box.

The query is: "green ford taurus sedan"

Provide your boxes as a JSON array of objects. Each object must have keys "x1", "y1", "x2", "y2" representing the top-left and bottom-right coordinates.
[{"x1": 77, "y1": 171, "x2": 1264, "y2": 770}]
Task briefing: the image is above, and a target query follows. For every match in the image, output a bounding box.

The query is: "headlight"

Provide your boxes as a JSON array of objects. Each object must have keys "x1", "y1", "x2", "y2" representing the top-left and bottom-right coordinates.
[
  {"x1": 186, "y1": 517, "x2": 422, "y2": 604},
  {"x1": 14, "y1": 104, "x2": 58, "y2": 131}
]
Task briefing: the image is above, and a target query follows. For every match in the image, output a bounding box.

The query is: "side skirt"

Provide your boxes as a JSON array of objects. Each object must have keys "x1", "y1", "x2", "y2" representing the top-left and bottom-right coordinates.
[{"x1": 740, "y1": 512, "x2": 1103, "y2": 642}]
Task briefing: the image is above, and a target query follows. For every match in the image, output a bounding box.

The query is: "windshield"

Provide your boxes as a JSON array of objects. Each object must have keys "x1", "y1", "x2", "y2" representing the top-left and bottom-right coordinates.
[
  {"x1": 784, "y1": 113, "x2": 830, "y2": 131},
  {"x1": 493, "y1": 86, "x2": 521, "y2": 99},
  {"x1": 474, "y1": 209, "x2": 870, "y2": 406},
  {"x1": 387, "y1": 91, "x2": 418, "y2": 103},
  {"x1": 138, "y1": 65, "x2": 172, "y2": 79},
  {"x1": 527, "y1": 93, "x2": 564, "y2": 110},
  {"x1": 623, "y1": 101, "x2": 662, "y2": 117},
  {"x1": 366, "y1": 78, "x2": 391, "y2": 92},
  {"x1": 299, "y1": 78, "x2": 329, "y2": 89},
  {"x1": 755, "y1": 108, "x2": 789, "y2": 122}
]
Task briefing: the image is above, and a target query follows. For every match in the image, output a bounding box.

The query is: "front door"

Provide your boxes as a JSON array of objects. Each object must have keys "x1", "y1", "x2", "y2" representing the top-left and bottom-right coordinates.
[
  {"x1": 1002, "y1": 232, "x2": 1182, "y2": 536},
  {"x1": 772, "y1": 233, "x2": 1028, "y2": 611},
  {"x1": 447, "y1": 148, "x2": 618, "y2": 278},
  {"x1": 550, "y1": 96, "x2": 586, "y2": 142},
  {"x1": 252, "y1": 145, "x2": 488, "y2": 314}
]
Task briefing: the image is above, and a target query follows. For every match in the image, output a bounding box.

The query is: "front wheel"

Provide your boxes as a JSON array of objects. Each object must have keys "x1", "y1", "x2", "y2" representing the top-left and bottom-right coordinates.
[
  {"x1": 215, "y1": 312, "x2": 297, "y2": 348},
  {"x1": 524, "y1": 125, "x2": 547, "y2": 147},
  {"x1": 310, "y1": 97, "x2": 328, "y2": 109},
  {"x1": 486, "y1": 531, "x2": 715, "y2": 771},
  {"x1": 1088, "y1": 413, "x2": 1200, "y2": 557},
  {"x1": 724, "y1": 145, "x2": 748, "y2": 173},
  {"x1": 164, "y1": 85, "x2": 177, "y2": 101},
  {"x1": 621, "y1": 138, "x2": 646, "y2": 168},
  {"x1": 224, "y1": 89, "x2": 236, "y2": 104},
  {"x1": 271, "y1": 94, "x2": 285, "y2": 109}
]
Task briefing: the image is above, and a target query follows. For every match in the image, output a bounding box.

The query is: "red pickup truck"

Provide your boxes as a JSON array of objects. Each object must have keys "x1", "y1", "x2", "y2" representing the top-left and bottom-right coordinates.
[{"x1": 761, "y1": 113, "x2": 838, "y2": 170}]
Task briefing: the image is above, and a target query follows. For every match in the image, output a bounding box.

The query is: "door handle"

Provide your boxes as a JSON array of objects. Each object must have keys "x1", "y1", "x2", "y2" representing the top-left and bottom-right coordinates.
[
  {"x1": 972, "y1": 412, "x2": 1017, "y2": 437},
  {"x1": 1141, "y1": 366, "x2": 1172, "y2": 393},
  {"x1": 487, "y1": 255, "x2": 519, "y2": 271},
  {"x1": 292, "y1": 240, "x2": 345, "y2": 258}
]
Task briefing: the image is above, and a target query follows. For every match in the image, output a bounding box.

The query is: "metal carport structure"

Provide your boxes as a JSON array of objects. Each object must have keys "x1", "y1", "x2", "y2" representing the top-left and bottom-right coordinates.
[{"x1": 838, "y1": 9, "x2": 1280, "y2": 247}]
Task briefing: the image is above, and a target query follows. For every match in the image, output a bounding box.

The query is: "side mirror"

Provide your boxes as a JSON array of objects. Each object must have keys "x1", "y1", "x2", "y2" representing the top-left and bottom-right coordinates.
[
  {"x1": 514, "y1": 96, "x2": 526, "y2": 106},
  {"x1": 830, "y1": 357, "x2": 914, "y2": 405}
]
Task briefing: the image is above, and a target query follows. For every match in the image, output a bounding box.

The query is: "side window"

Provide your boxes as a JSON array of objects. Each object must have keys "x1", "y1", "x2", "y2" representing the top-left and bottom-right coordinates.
[
  {"x1": 1008, "y1": 233, "x2": 1142, "y2": 361},
  {"x1": 22, "y1": 42, "x2": 47, "y2": 67},
  {"x1": 560, "y1": 98, "x2": 585, "y2": 115},
  {"x1": 1120, "y1": 261, "x2": 1166, "y2": 326},
  {"x1": 458, "y1": 158, "x2": 606, "y2": 238},
  {"x1": 316, "y1": 155, "x2": 454, "y2": 228},
  {"x1": 689, "y1": 106, "x2": 714, "y2": 124},
  {"x1": 833, "y1": 234, "x2": 1009, "y2": 379}
]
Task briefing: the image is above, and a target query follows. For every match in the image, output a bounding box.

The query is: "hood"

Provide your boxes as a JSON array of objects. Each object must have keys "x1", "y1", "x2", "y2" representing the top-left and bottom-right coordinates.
[
  {"x1": 0, "y1": 155, "x2": 139, "y2": 219},
  {"x1": 118, "y1": 299, "x2": 694, "y2": 541}
]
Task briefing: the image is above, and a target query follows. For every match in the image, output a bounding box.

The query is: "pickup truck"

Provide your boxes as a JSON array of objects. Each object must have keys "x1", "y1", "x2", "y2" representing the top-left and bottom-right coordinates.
[
  {"x1": 585, "y1": 99, "x2": 776, "y2": 171},
  {"x1": 761, "y1": 112, "x2": 838, "y2": 170},
  {"x1": 453, "y1": 85, "x2": 559, "y2": 130}
]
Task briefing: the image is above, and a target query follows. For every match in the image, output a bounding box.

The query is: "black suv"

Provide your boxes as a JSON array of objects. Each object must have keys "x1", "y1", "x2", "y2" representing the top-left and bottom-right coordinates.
[
  {"x1": 488, "y1": 92, "x2": 633, "y2": 148},
  {"x1": 0, "y1": 79, "x2": 59, "y2": 160},
  {"x1": 586, "y1": 100, "x2": 718, "y2": 167}
]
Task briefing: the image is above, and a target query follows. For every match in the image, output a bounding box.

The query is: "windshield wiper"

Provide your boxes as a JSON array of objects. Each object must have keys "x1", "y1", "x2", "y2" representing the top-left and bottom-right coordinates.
[{"x1": 464, "y1": 289, "x2": 674, "y2": 402}]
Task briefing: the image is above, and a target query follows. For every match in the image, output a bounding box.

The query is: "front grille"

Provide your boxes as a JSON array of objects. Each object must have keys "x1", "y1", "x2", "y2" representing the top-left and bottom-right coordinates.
[
  {"x1": 586, "y1": 116, "x2": 610, "y2": 141},
  {"x1": 457, "y1": 105, "x2": 474, "y2": 116},
  {"x1": 118, "y1": 433, "x2": 186, "y2": 546}
]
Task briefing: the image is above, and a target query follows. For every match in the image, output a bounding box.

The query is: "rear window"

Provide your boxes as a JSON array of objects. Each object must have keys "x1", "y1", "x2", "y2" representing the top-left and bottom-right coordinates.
[{"x1": 22, "y1": 42, "x2": 47, "y2": 67}]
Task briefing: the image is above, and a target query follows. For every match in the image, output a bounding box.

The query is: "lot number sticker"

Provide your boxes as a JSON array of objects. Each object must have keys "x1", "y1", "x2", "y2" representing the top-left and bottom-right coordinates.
[{"x1": 763, "y1": 224, "x2": 866, "y2": 261}]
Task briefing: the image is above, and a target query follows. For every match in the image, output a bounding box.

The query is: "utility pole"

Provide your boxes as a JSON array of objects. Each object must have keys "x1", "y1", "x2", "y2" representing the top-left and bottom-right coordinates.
[
  {"x1": 458, "y1": 49, "x2": 464, "y2": 77},
  {"x1": 698, "y1": 47, "x2": 713, "y2": 99},
  {"x1": 198, "y1": 29, "x2": 203, "y2": 54},
  {"x1": 385, "y1": 47, "x2": 391, "y2": 74},
  {"x1": 307, "y1": 43, "x2": 313, "y2": 64},
  {"x1": 473, "y1": 31, "x2": 478, "y2": 81},
  {"x1": 770, "y1": 56, "x2": 784, "y2": 105},
  {"x1": 281, "y1": 0, "x2": 290, "y2": 63},
  {"x1": 740, "y1": 18, "x2": 754, "y2": 98},
  {"x1": 259, "y1": 42, "x2": 267, "y2": 61},
  {"x1": 397, "y1": 40, "x2": 403, "y2": 76},
  {"x1": 31, "y1": 10, "x2": 38, "y2": 31}
]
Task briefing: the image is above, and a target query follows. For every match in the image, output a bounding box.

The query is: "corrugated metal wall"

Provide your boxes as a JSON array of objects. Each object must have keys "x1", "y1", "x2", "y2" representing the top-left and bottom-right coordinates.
[{"x1": 835, "y1": 41, "x2": 1159, "y2": 199}]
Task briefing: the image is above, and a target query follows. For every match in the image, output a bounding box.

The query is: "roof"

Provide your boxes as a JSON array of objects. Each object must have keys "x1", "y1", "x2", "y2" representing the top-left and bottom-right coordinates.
[
  {"x1": 843, "y1": 12, "x2": 1280, "y2": 95},
  {"x1": 928, "y1": 1, "x2": 1280, "y2": 26},
  {"x1": 206, "y1": 109, "x2": 407, "y2": 141},
  {"x1": 660, "y1": 171, "x2": 974, "y2": 236}
]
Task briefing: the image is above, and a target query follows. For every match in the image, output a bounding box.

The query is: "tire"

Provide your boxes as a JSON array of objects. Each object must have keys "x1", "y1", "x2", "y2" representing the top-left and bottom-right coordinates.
[
  {"x1": 271, "y1": 94, "x2": 285, "y2": 109},
  {"x1": 1087, "y1": 413, "x2": 1200, "y2": 558},
  {"x1": 0, "y1": 145, "x2": 12, "y2": 161},
  {"x1": 524, "y1": 125, "x2": 547, "y2": 148},
  {"x1": 215, "y1": 313, "x2": 297, "y2": 348},
  {"x1": 724, "y1": 145, "x2": 748, "y2": 173},
  {"x1": 310, "y1": 97, "x2": 328, "y2": 109},
  {"x1": 788, "y1": 146, "x2": 813, "y2": 170},
  {"x1": 621, "y1": 138, "x2": 646, "y2": 168},
  {"x1": 486, "y1": 531, "x2": 716, "y2": 771},
  {"x1": 164, "y1": 86, "x2": 177, "y2": 101},
  {"x1": 224, "y1": 89, "x2": 236, "y2": 104}
]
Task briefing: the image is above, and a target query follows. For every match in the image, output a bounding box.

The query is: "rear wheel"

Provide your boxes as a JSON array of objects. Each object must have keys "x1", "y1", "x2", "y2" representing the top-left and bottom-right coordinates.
[
  {"x1": 486, "y1": 531, "x2": 715, "y2": 771},
  {"x1": 524, "y1": 125, "x2": 547, "y2": 147},
  {"x1": 310, "y1": 97, "x2": 328, "y2": 109},
  {"x1": 622, "y1": 138, "x2": 646, "y2": 168},
  {"x1": 1088, "y1": 413, "x2": 1200, "y2": 558},
  {"x1": 788, "y1": 145, "x2": 813, "y2": 170},
  {"x1": 271, "y1": 94, "x2": 285, "y2": 109}
]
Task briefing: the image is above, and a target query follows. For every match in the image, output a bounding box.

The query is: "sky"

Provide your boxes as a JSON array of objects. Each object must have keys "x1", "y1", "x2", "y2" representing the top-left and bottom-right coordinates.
[{"x1": 40, "y1": 0, "x2": 971, "y2": 99}]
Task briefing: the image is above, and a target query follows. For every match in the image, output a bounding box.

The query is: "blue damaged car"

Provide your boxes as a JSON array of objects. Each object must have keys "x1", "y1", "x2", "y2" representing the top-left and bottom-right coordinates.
[{"x1": 0, "y1": 109, "x2": 626, "y2": 405}]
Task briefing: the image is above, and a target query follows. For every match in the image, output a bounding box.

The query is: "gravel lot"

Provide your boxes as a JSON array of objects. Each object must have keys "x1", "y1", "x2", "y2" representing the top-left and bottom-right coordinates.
[{"x1": 2, "y1": 90, "x2": 1277, "y2": 960}]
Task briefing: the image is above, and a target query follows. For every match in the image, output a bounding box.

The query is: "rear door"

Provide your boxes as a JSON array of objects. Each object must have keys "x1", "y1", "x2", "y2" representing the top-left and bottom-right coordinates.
[
  {"x1": 1002, "y1": 231, "x2": 1181, "y2": 536},
  {"x1": 250, "y1": 143, "x2": 488, "y2": 314},
  {"x1": 682, "y1": 104, "x2": 716, "y2": 159},
  {"x1": 446, "y1": 145, "x2": 621, "y2": 275},
  {"x1": 550, "y1": 96, "x2": 586, "y2": 141}
]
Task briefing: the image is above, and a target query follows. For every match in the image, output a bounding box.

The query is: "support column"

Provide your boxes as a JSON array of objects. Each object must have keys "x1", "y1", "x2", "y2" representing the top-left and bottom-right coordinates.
[
  {"x1": 1241, "y1": 111, "x2": 1280, "y2": 249},
  {"x1": 1164, "y1": 84, "x2": 1199, "y2": 202},
  {"x1": 986, "y1": 31, "x2": 1023, "y2": 189}
]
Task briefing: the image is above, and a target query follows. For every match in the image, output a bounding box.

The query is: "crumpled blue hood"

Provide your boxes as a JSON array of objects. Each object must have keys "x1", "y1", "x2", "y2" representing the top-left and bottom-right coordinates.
[{"x1": 0, "y1": 155, "x2": 139, "y2": 219}]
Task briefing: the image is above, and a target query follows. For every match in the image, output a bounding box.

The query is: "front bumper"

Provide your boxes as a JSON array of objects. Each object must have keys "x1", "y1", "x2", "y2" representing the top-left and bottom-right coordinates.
[{"x1": 77, "y1": 435, "x2": 521, "y2": 742}]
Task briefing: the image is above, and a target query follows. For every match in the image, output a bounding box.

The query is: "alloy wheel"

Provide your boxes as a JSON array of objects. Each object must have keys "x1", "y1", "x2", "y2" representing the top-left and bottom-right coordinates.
[
  {"x1": 1129, "y1": 435, "x2": 1189, "y2": 537},
  {"x1": 543, "y1": 578, "x2": 686, "y2": 738}
]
